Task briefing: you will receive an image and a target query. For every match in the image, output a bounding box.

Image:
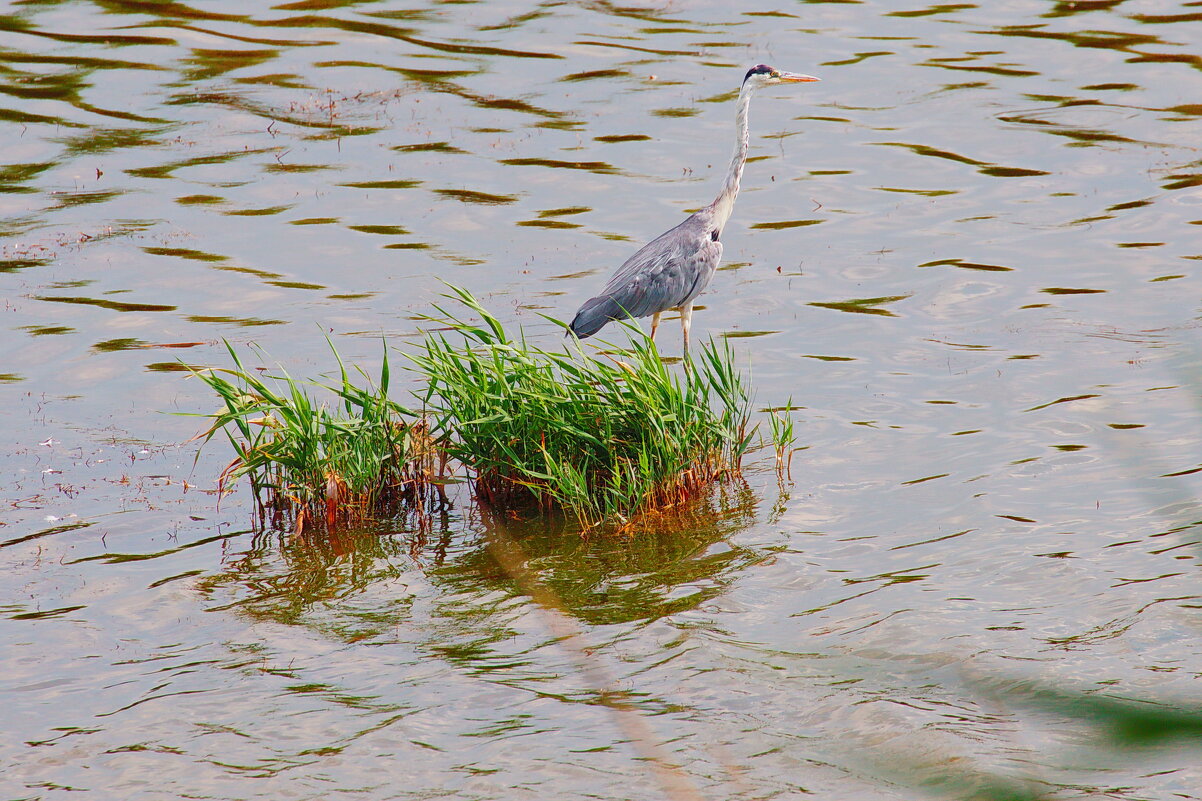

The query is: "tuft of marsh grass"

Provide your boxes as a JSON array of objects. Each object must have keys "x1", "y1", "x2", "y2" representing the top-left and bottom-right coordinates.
[
  {"x1": 767, "y1": 399, "x2": 798, "y2": 481},
  {"x1": 189, "y1": 286, "x2": 760, "y2": 533},
  {"x1": 409, "y1": 285, "x2": 755, "y2": 529},
  {"x1": 188, "y1": 340, "x2": 441, "y2": 534}
]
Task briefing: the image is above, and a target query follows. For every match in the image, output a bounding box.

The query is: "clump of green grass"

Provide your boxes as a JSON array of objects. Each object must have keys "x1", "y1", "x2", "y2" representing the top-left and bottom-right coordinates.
[
  {"x1": 767, "y1": 399, "x2": 799, "y2": 481},
  {"x1": 409, "y1": 285, "x2": 754, "y2": 529},
  {"x1": 189, "y1": 340, "x2": 440, "y2": 534},
  {"x1": 190, "y1": 286, "x2": 760, "y2": 533}
]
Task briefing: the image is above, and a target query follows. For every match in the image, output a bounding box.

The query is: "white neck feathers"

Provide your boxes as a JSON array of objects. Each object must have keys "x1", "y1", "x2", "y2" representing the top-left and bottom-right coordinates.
[{"x1": 709, "y1": 83, "x2": 754, "y2": 232}]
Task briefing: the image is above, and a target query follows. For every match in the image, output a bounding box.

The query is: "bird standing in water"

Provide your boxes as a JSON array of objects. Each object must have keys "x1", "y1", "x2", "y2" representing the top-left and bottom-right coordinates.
[{"x1": 568, "y1": 64, "x2": 820, "y2": 354}]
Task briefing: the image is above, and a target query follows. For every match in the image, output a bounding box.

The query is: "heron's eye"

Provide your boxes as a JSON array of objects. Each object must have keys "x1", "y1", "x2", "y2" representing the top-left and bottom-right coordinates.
[{"x1": 770, "y1": 71, "x2": 780, "y2": 78}]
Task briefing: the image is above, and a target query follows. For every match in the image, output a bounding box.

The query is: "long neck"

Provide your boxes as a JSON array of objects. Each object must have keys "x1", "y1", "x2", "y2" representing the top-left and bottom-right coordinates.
[{"x1": 710, "y1": 83, "x2": 754, "y2": 232}]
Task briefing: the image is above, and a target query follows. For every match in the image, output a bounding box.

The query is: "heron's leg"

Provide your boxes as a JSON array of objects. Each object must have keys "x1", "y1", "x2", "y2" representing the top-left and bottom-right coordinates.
[
  {"x1": 649, "y1": 312, "x2": 662, "y2": 342},
  {"x1": 680, "y1": 303, "x2": 694, "y2": 358}
]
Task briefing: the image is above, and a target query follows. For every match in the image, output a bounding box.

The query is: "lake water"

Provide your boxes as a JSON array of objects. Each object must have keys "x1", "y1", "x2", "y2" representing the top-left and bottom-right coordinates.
[{"x1": 3, "y1": 1, "x2": 1202, "y2": 799}]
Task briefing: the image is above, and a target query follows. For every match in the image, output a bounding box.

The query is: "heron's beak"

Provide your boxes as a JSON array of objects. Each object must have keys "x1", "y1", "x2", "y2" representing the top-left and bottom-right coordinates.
[{"x1": 778, "y1": 71, "x2": 820, "y2": 83}]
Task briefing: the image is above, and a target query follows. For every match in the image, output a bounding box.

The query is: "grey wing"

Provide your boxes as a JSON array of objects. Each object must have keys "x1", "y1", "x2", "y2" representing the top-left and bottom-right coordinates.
[{"x1": 600, "y1": 222, "x2": 722, "y2": 319}]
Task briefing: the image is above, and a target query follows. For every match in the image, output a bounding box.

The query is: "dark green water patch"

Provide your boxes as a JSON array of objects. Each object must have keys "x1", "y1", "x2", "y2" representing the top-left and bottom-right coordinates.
[
  {"x1": 560, "y1": 68, "x2": 627, "y2": 82},
  {"x1": 54, "y1": 126, "x2": 164, "y2": 157},
  {"x1": 126, "y1": 148, "x2": 274, "y2": 179},
  {"x1": 34, "y1": 295, "x2": 176, "y2": 313},
  {"x1": 888, "y1": 6, "x2": 974, "y2": 18},
  {"x1": 146, "y1": 362, "x2": 198, "y2": 372},
  {"x1": 0, "y1": 257, "x2": 52, "y2": 272},
  {"x1": 212, "y1": 264, "x2": 282, "y2": 280},
  {"x1": 340, "y1": 179, "x2": 422, "y2": 189},
  {"x1": 175, "y1": 194, "x2": 226, "y2": 205},
  {"x1": 823, "y1": 50, "x2": 894, "y2": 66},
  {"x1": 0, "y1": 161, "x2": 54, "y2": 190},
  {"x1": 978, "y1": 165, "x2": 1050, "y2": 177},
  {"x1": 500, "y1": 157, "x2": 617, "y2": 174},
  {"x1": 750, "y1": 219, "x2": 823, "y2": 230},
  {"x1": 265, "y1": 280, "x2": 326, "y2": 290},
  {"x1": 392, "y1": 141, "x2": 467, "y2": 154},
  {"x1": 900, "y1": 473, "x2": 950, "y2": 486},
  {"x1": 48, "y1": 189, "x2": 124, "y2": 209},
  {"x1": 10, "y1": 605, "x2": 87, "y2": 620},
  {"x1": 538, "y1": 206, "x2": 590, "y2": 217},
  {"x1": 987, "y1": 24, "x2": 1162, "y2": 52},
  {"x1": 433, "y1": 189, "x2": 519, "y2": 205},
  {"x1": 809, "y1": 295, "x2": 911, "y2": 316},
  {"x1": 1, "y1": 520, "x2": 94, "y2": 549},
  {"x1": 652, "y1": 107, "x2": 700, "y2": 118},
  {"x1": 0, "y1": 106, "x2": 83, "y2": 127},
  {"x1": 263, "y1": 162, "x2": 337, "y2": 173},
  {"x1": 802, "y1": 354, "x2": 856, "y2": 362},
  {"x1": 877, "y1": 186, "x2": 958, "y2": 196},
  {"x1": 186, "y1": 315, "x2": 288, "y2": 327},
  {"x1": 1162, "y1": 173, "x2": 1202, "y2": 191},
  {"x1": 1025, "y1": 393, "x2": 1101, "y2": 412},
  {"x1": 349, "y1": 224, "x2": 409, "y2": 235},
  {"x1": 19, "y1": 324, "x2": 74, "y2": 336},
  {"x1": 573, "y1": 39, "x2": 701, "y2": 57},
  {"x1": 594, "y1": 134, "x2": 651, "y2": 143},
  {"x1": 179, "y1": 48, "x2": 281, "y2": 82},
  {"x1": 92, "y1": 337, "x2": 147, "y2": 352},
  {"x1": 222, "y1": 204, "x2": 294, "y2": 216},
  {"x1": 516, "y1": 219, "x2": 580, "y2": 229},
  {"x1": 143, "y1": 246, "x2": 228, "y2": 262},
  {"x1": 720, "y1": 330, "x2": 780, "y2": 339},
  {"x1": 920, "y1": 258, "x2": 1013, "y2": 272}
]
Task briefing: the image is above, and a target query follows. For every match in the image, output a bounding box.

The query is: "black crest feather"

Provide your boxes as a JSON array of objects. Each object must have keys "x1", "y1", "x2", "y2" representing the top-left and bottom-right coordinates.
[{"x1": 743, "y1": 64, "x2": 773, "y2": 84}]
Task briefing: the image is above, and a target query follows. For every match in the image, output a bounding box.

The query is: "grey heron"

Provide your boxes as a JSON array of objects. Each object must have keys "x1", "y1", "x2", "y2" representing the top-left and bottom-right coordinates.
[{"x1": 568, "y1": 64, "x2": 820, "y2": 353}]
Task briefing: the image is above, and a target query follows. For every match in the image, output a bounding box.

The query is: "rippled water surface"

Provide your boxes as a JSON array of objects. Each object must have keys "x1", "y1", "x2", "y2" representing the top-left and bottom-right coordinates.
[{"x1": 4, "y1": 1, "x2": 1202, "y2": 799}]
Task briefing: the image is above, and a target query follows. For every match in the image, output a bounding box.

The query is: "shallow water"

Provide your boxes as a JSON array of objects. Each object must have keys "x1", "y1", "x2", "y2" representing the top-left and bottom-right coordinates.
[{"x1": 4, "y1": 1, "x2": 1202, "y2": 799}]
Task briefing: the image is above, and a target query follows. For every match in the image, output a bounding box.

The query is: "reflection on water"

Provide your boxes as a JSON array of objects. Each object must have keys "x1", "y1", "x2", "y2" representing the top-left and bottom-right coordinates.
[
  {"x1": 203, "y1": 480, "x2": 759, "y2": 631},
  {"x1": 4, "y1": 0, "x2": 1202, "y2": 798}
]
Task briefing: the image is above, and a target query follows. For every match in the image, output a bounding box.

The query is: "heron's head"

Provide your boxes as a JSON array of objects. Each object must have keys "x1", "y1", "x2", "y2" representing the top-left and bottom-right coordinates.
[{"x1": 742, "y1": 64, "x2": 820, "y2": 89}]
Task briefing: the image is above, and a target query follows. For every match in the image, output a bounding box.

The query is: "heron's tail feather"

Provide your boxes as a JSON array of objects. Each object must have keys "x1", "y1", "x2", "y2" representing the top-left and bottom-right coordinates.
[{"x1": 568, "y1": 295, "x2": 624, "y2": 339}]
